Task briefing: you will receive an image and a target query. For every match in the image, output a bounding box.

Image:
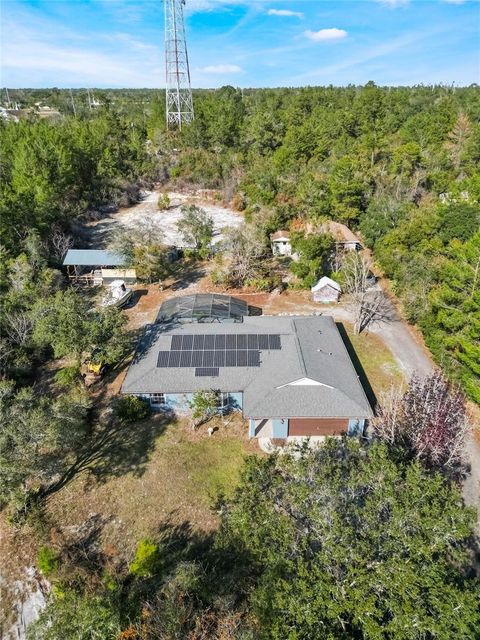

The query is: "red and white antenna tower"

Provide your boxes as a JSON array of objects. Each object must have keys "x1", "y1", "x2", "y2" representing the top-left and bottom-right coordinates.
[{"x1": 164, "y1": 0, "x2": 194, "y2": 129}]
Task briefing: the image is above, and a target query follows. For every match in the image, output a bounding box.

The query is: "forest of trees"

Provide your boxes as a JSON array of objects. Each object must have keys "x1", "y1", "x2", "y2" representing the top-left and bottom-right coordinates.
[{"x1": 0, "y1": 84, "x2": 479, "y2": 638}]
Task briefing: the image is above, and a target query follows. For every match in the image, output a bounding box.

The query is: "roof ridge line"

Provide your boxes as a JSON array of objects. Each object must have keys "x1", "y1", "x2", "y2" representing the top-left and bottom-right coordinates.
[{"x1": 291, "y1": 318, "x2": 307, "y2": 377}]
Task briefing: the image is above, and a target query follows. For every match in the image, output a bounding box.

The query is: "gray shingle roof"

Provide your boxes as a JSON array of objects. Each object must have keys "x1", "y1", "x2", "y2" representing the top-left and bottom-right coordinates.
[
  {"x1": 63, "y1": 249, "x2": 128, "y2": 266},
  {"x1": 121, "y1": 315, "x2": 373, "y2": 419}
]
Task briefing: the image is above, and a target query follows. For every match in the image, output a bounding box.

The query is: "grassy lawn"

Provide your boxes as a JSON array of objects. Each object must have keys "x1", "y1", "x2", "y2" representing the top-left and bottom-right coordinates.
[{"x1": 46, "y1": 415, "x2": 254, "y2": 558}]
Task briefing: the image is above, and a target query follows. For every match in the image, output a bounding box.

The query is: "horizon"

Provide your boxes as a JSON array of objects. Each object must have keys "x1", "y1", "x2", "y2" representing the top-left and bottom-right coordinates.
[{"x1": 1, "y1": 0, "x2": 479, "y2": 89}]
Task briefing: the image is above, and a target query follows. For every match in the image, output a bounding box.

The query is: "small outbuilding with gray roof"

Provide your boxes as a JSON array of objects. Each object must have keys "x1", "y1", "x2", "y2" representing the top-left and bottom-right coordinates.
[{"x1": 122, "y1": 313, "x2": 373, "y2": 439}]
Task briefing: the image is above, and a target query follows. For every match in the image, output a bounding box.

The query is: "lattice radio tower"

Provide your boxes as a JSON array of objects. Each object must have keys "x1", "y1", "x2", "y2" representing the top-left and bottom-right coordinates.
[{"x1": 164, "y1": 0, "x2": 194, "y2": 129}]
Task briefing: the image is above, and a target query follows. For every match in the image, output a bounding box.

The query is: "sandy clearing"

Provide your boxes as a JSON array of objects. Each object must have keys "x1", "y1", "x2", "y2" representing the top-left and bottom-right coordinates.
[{"x1": 88, "y1": 190, "x2": 244, "y2": 248}]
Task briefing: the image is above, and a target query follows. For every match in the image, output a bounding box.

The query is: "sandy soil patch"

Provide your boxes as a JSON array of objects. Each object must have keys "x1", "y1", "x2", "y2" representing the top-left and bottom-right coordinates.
[{"x1": 88, "y1": 190, "x2": 244, "y2": 248}]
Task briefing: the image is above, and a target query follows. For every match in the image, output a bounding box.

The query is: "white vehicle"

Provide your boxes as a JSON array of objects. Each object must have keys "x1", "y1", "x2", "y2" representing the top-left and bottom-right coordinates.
[{"x1": 101, "y1": 280, "x2": 133, "y2": 308}]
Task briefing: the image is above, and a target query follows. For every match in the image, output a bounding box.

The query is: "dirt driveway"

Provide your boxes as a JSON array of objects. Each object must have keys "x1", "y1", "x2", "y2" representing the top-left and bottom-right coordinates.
[{"x1": 367, "y1": 288, "x2": 434, "y2": 379}]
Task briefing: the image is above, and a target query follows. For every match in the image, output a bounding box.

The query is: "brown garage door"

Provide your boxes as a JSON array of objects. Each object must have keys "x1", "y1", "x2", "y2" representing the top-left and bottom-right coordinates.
[{"x1": 288, "y1": 418, "x2": 348, "y2": 436}]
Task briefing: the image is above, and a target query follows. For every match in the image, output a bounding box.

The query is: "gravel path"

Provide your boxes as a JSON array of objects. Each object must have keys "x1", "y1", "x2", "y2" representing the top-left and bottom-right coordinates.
[
  {"x1": 368, "y1": 293, "x2": 434, "y2": 379},
  {"x1": 463, "y1": 434, "x2": 480, "y2": 521}
]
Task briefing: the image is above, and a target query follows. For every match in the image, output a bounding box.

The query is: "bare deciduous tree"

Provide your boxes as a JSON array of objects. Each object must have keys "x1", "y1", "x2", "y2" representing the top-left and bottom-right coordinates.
[
  {"x1": 342, "y1": 252, "x2": 393, "y2": 333},
  {"x1": 445, "y1": 112, "x2": 472, "y2": 170},
  {"x1": 50, "y1": 229, "x2": 73, "y2": 263},
  {"x1": 4, "y1": 311, "x2": 33, "y2": 346},
  {"x1": 222, "y1": 225, "x2": 266, "y2": 287},
  {"x1": 0, "y1": 339, "x2": 14, "y2": 379},
  {"x1": 342, "y1": 252, "x2": 370, "y2": 334}
]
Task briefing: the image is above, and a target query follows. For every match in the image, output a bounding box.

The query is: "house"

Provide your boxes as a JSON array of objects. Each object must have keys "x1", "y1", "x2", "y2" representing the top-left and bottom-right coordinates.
[
  {"x1": 63, "y1": 249, "x2": 137, "y2": 286},
  {"x1": 121, "y1": 296, "x2": 373, "y2": 440},
  {"x1": 271, "y1": 230, "x2": 292, "y2": 256},
  {"x1": 324, "y1": 221, "x2": 363, "y2": 252},
  {"x1": 311, "y1": 276, "x2": 341, "y2": 303}
]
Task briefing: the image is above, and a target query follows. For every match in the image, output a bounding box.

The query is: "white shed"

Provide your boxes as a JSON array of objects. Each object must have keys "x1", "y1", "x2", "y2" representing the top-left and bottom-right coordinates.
[
  {"x1": 311, "y1": 276, "x2": 341, "y2": 303},
  {"x1": 271, "y1": 230, "x2": 292, "y2": 256}
]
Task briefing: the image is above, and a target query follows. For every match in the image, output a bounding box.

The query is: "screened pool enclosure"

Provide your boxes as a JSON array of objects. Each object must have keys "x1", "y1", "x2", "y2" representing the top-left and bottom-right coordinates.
[{"x1": 156, "y1": 294, "x2": 250, "y2": 323}]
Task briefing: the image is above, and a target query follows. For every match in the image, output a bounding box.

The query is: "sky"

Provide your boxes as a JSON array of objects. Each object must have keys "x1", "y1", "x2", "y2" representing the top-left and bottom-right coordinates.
[{"x1": 1, "y1": 0, "x2": 479, "y2": 88}]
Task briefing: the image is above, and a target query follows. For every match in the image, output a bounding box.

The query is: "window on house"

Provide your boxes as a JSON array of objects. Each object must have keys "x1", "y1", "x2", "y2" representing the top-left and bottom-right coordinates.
[
  {"x1": 150, "y1": 393, "x2": 165, "y2": 406},
  {"x1": 216, "y1": 392, "x2": 229, "y2": 408}
]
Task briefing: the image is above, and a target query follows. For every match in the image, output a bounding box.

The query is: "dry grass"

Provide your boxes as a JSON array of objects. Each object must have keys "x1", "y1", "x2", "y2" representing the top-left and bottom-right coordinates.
[
  {"x1": 45, "y1": 414, "x2": 255, "y2": 558},
  {"x1": 345, "y1": 322, "x2": 405, "y2": 400}
]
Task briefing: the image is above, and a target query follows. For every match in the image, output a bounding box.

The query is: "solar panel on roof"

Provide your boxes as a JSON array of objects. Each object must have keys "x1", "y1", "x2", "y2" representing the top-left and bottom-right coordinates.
[
  {"x1": 168, "y1": 350, "x2": 181, "y2": 367},
  {"x1": 182, "y1": 334, "x2": 194, "y2": 350},
  {"x1": 215, "y1": 334, "x2": 226, "y2": 349},
  {"x1": 195, "y1": 367, "x2": 219, "y2": 377},
  {"x1": 269, "y1": 334, "x2": 281, "y2": 350},
  {"x1": 258, "y1": 334, "x2": 269, "y2": 349},
  {"x1": 237, "y1": 350, "x2": 248, "y2": 366},
  {"x1": 157, "y1": 351, "x2": 169, "y2": 367},
  {"x1": 202, "y1": 350, "x2": 215, "y2": 367},
  {"x1": 237, "y1": 335, "x2": 247, "y2": 349},
  {"x1": 248, "y1": 350, "x2": 260, "y2": 366},
  {"x1": 214, "y1": 350, "x2": 226, "y2": 367},
  {"x1": 191, "y1": 350, "x2": 203, "y2": 367},
  {"x1": 180, "y1": 351, "x2": 192, "y2": 367},
  {"x1": 225, "y1": 350, "x2": 236, "y2": 366},
  {"x1": 171, "y1": 335, "x2": 183, "y2": 350},
  {"x1": 193, "y1": 335, "x2": 204, "y2": 350},
  {"x1": 158, "y1": 331, "x2": 275, "y2": 371},
  {"x1": 204, "y1": 335, "x2": 215, "y2": 349}
]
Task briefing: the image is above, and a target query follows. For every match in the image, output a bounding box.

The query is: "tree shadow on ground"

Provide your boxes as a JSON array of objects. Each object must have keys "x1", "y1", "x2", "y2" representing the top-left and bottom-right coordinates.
[
  {"x1": 336, "y1": 322, "x2": 377, "y2": 411},
  {"x1": 58, "y1": 513, "x2": 114, "y2": 581},
  {"x1": 39, "y1": 413, "x2": 175, "y2": 503},
  {"x1": 123, "y1": 288, "x2": 148, "y2": 309},
  {"x1": 123, "y1": 519, "x2": 256, "y2": 620},
  {"x1": 169, "y1": 260, "x2": 206, "y2": 291}
]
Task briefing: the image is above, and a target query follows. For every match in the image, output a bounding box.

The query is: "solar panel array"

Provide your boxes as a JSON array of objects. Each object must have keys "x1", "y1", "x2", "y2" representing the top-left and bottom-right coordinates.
[
  {"x1": 156, "y1": 333, "x2": 281, "y2": 376},
  {"x1": 195, "y1": 367, "x2": 219, "y2": 377}
]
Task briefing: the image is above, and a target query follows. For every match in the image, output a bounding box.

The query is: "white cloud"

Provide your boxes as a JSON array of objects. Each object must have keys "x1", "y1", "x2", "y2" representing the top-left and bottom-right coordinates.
[
  {"x1": 442, "y1": 0, "x2": 467, "y2": 4},
  {"x1": 374, "y1": 0, "x2": 410, "y2": 7},
  {"x1": 201, "y1": 64, "x2": 243, "y2": 73},
  {"x1": 304, "y1": 28, "x2": 348, "y2": 42},
  {"x1": 267, "y1": 9, "x2": 304, "y2": 18}
]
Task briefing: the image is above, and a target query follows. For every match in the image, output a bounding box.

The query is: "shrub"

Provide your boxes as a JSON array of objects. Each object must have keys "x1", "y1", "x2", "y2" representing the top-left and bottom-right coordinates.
[
  {"x1": 157, "y1": 193, "x2": 170, "y2": 210},
  {"x1": 114, "y1": 395, "x2": 150, "y2": 423},
  {"x1": 245, "y1": 278, "x2": 271, "y2": 291},
  {"x1": 54, "y1": 364, "x2": 81, "y2": 388},
  {"x1": 37, "y1": 546, "x2": 59, "y2": 576},
  {"x1": 129, "y1": 539, "x2": 161, "y2": 577},
  {"x1": 210, "y1": 268, "x2": 229, "y2": 287}
]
